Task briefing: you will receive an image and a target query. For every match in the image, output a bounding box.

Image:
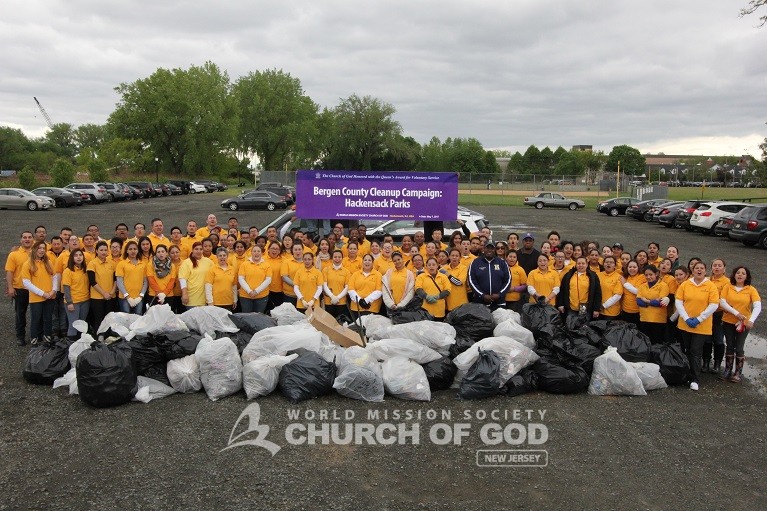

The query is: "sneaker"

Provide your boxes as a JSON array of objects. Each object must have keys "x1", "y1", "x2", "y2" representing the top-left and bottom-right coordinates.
[
  {"x1": 30, "y1": 337, "x2": 38, "y2": 345},
  {"x1": 713, "y1": 363, "x2": 721, "y2": 373},
  {"x1": 690, "y1": 382, "x2": 699, "y2": 391}
]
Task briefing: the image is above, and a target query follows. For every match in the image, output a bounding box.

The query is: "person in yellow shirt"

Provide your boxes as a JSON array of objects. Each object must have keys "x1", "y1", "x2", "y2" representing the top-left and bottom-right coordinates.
[
  {"x1": 147, "y1": 218, "x2": 169, "y2": 251},
  {"x1": 178, "y1": 242, "x2": 214, "y2": 309},
  {"x1": 382, "y1": 251, "x2": 415, "y2": 314},
  {"x1": 21, "y1": 241, "x2": 58, "y2": 344},
  {"x1": 505, "y1": 251, "x2": 527, "y2": 313},
  {"x1": 373, "y1": 242, "x2": 395, "y2": 275},
  {"x1": 167, "y1": 245, "x2": 184, "y2": 313},
  {"x1": 557, "y1": 257, "x2": 602, "y2": 326},
  {"x1": 343, "y1": 242, "x2": 362, "y2": 275},
  {"x1": 196, "y1": 214, "x2": 218, "y2": 239},
  {"x1": 87, "y1": 240, "x2": 117, "y2": 333},
  {"x1": 348, "y1": 254, "x2": 383, "y2": 315},
  {"x1": 620, "y1": 260, "x2": 646, "y2": 327},
  {"x1": 6, "y1": 230, "x2": 35, "y2": 345},
  {"x1": 526, "y1": 254, "x2": 560, "y2": 305},
  {"x1": 323, "y1": 250, "x2": 351, "y2": 319},
  {"x1": 264, "y1": 241, "x2": 284, "y2": 312},
  {"x1": 205, "y1": 247, "x2": 238, "y2": 310},
  {"x1": 314, "y1": 239, "x2": 332, "y2": 271},
  {"x1": 415, "y1": 257, "x2": 451, "y2": 319},
  {"x1": 228, "y1": 240, "x2": 249, "y2": 272},
  {"x1": 356, "y1": 226, "x2": 372, "y2": 257},
  {"x1": 293, "y1": 252, "x2": 324, "y2": 311},
  {"x1": 597, "y1": 256, "x2": 623, "y2": 319},
  {"x1": 636, "y1": 265, "x2": 671, "y2": 343},
  {"x1": 675, "y1": 260, "x2": 720, "y2": 391},
  {"x1": 146, "y1": 244, "x2": 177, "y2": 308},
  {"x1": 115, "y1": 240, "x2": 148, "y2": 314},
  {"x1": 719, "y1": 266, "x2": 761, "y2": 382},
  {"x1": 647, "y1": 242, "x2": 663, "y2": 267},
  {"x1": 62, "y1": 249, "x2": 90, "y2": 339},
  {"x1": 108, "y1": 238, "x2": 124, "y2": 265},
  {"x1": 460, "y1": 239, "x2": 476, "y2": 264},
  {"x1": 179, "y1": 221, "x2": 201, "y2": 260},
  {"x1": 81, "y1": 233, "x2": 97, "y2": 263},
  {"x1": 443, "y1": 249, "x2": 468, "y2": 313},
  {"x1": 238, "y1": 245, "x2": 272, "y2": 313},
  {"x1": 280, "y1": 243, "x2": 305, "y2": 307},
  {"x1": 704, "y1": 258, "x2": 729, "y2": 374}
]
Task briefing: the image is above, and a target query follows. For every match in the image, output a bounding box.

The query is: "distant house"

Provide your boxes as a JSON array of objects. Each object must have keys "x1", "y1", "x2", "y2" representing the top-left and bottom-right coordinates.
[{"x1": 0, "y1": 170, "x2": 17, "y2": 178}]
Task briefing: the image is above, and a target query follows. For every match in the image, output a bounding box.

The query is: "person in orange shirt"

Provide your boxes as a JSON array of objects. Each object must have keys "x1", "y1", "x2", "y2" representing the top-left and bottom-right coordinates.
[
  {"x1": 348, "y1": 254, "x2": 383, "y2": 315},
  {"x1": 719, "y1": 266, "x2": 761, "y2": 382},
  {"x1": 264, "y1": 241, "x2": 284, "y2": 312},
  {"x1": 323, "y1": 249, "x2": 351, "y2": 319},
  {"x1": 597, "y1": 256, "x2": 623, "y2": 319},
  {"x1": 238, "y1": 245, "x2": 272, "y2": 313},
  {"x1": 6, "y1": 231, "x2": 35, "y2": 345},
  {"x1": 61, "y1": 249, "x2": 90, "y2": 339},
  {"x1": 505, "y1": 251, "x2": 527, "y2": 313},
  {"x1": 314, "y1": 239, "x2": 333, "y2": 271},
  {"x1": 443, "y1": 249, "x2": 469, "y2": 313},
  {"x1": 636, "y1": 265, "x2": 671, "y2": 343},
  {"x1": 146, "y1": 244, "x2": 177, "y2": 308},
  {"x1": 343, "y1": 242, "x2": 363, "y2": 274},
  {"x1": 167, "y1": 245, "x2": 184, "y2": 313},
  {"x1": 704, "y1": 258, "x2": 729, "y2": 373},
  {"x1": 87, "y1": 241, "x2": 117, "y2": 332},
  {"x1": 147, "y1": 218, "x2": 169, "y2": 250},
  {"x1": 116, "y1": 240, "x2": 147, "y2": 314},
  {"x1": 280, "y1": 243, "x2": 304, "y2": 307},
  {"x1": 21, "y1": 240, "x2": 58, "y2": 344},
  {"x1": 620, "y1": 260, "x2": 646, "y2": 327},
  {"x1": 293, "y1": 252, "x2": 324, "y2": 311},
  {"x1": 373, "y1": 242, "x2": 395, "y2": 275},
  {"x1": 526, "y1": 254, "x2": 560, "y2": 305},
  {"x1": 415, "y1": 257, "x2": 451, "y2": 319},
  {"x1": 205, "y1": 247, "x2": 238, "y2": 310}
]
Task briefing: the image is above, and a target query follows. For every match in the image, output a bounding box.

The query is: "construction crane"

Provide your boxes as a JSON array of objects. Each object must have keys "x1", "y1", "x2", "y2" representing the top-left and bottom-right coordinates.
[{"x1": 33, "y1": 97, "x2": 54, "y2": 129}]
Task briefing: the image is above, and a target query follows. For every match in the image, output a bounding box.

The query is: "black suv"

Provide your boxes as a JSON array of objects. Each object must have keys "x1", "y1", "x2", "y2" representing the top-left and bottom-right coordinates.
[
  {"x1": 728, "y1": 204, "x2": 767, "y2": 249},
  {"x1": 126, "y1": 181, "x2": 155, "y2": 198},
  {"x1": 166, "y1": 180, "x2": 192, "y2": 194},
  {"x1": 674, "y1": 200, "x2": 706, "y2": 230},
  {"x1": 256, "y1": 183, "x2": 294, "y2": 204}
]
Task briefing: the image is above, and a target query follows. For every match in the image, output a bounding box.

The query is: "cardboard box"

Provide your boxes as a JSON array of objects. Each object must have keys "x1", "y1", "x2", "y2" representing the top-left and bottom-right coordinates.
[{"x1": 305, "y1": 306, "x2": 364, "y2": 348}]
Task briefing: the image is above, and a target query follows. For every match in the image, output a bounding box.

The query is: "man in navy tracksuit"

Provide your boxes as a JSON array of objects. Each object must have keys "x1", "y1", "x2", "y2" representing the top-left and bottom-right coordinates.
[{"x1": 468, "y1": 243, "x2": 511, "y2": 310}]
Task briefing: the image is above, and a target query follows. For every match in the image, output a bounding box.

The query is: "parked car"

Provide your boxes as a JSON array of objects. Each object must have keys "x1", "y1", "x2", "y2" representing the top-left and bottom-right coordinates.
[
  {"x1": 523, "y1": 192, "x2": 585, "y2": 210},
  {"x1": 99, "y1": 182, "x2": 130, "y2": 202},
  {"x1": 220, "y1": 191, "x2": 288, "y2": 211},
  {"x1": 596, "y1": 197, "x2": 640, "y2": 216},
  {"x1": 116, "y1": 183, "x2": 138, "y2": 200},
  {"x1": 188, "y1": 182, "x2": 208, "y2": 194},
  {"x1": 65, "y1": 182, "x2": 109, "y2": 203},
  {"x1": 713, "y1": 216, "x2": 735, "y2": 238},
  {"x1": 689, "y1": 201, "x2": 750, "y2": 234},
  {"x1": 125, "y1": 184, "x2": 143, "y2": 200},
  {"x1": 150, "y1": 183, "x2": 165, "y2": 196},
  {"x1": 0, "y1": 188, "x2": 52, "y2": 210},
  {"x1": 165, "y1": 183, "x2": 183, "y2": 195},
  {"x1": 213, "y1": 181, "x2": 228, "y2": 191},
  {"x1": 626, "y1": 199, "x2": 672, "y2": 221},
  {"x1": 125, "y1": 181, "x2": 155, "y2": 198},
  {"x1": 192, "y1": 180, "x2": 218, "y2": 193},
  {"x1": 728, "y1": 204, "x2": 767, "y2": 248},
  {"x1": 673, "y1": 200, "x2": 706, "y2": 230},
  {"x1": 256, "y1": 183, "x2": 294, "y2": 204},
  {"x1": 166, "y1": 180, "x2": 192, "y2": 194},
  {"x1": 366, "y1": 210, "x2": 491, "y2": 242},
  {"x1": 657, "y1": 202, "x2": 687, "y2": 228},
  {"x1": 31, "y1": 187, "x2": 82, "y2": 208},
  {"x1": 645, "y1": 201, "x2": 682, "y2": 222}
]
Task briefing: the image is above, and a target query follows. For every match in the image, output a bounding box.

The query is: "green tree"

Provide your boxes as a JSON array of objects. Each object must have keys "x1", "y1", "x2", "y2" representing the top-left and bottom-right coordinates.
[
  {"x1": 483, "y1": 150, "x2": 500, "y2": 176},
  {"x1": 507, "y1": 151, "x2": 524, "y2": 176},
  {"x1": 233, "y1": 69, "x2": 319, "y2": 172},
  {"x1": 109, "y1": 61, "x2": 236, "y2": 176},
  {"x1": 606, "y1": 145, "x2": 645, "y2": 176},
  {"x1": 552, "y1": 146, "x2": 568, "y2": 165},
  {"x1": 574, "y1": 150, "x2": 606, "y2": 183},
  {"x1": 77, "y1": 152, "x2": 109, "y2": 182},
  {"x1": 522, "y1": 145, "x2": 541, "y2": 174},
  {"x1": 43, "y1": 123, "x2": 77, "y2": 158},
  {"x1": 0, "y1": 127, "x2": 32, "y2": 169},
  {"x1": 320, "y1": 94, "x2": 401, "y2": 170},
  {"x1": 540, "y1": 146, "x2": 555, "y2": 175},
  {"x1": 445, "y1": 138, "x2": 490, "y2": 176},
  {"x1": 372, "y1": 135, "x2": 421, "y2": 171},
  {"x1": 18, "y1": 165, "x2": 37, "y2": 190},
  {"x1": 75, "y1": 123, "x2": 107, "y2": 157},
  {"x1": 554, "y1": 151, "x2": 586, "y2": 176},
  {"x1": 50, "y1": 158, "x2": 76, "y2": 187},
  {"x1": 492, "y1": 149, "x2": 512, "y2": 158},
  {"x1": 418, "y1": 137, "x2": 448, "y2": 172}
]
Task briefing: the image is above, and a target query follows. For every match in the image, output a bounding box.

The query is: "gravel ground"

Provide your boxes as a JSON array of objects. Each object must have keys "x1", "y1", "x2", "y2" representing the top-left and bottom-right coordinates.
[{"x1": 2, "y1": 196, "x2": 766, "y2": 511}]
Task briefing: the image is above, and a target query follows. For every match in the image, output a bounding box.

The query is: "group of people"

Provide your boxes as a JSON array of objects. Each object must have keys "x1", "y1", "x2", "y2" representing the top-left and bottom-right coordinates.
[{"x1": 5, "y1": 215, "x2": 761, "y2": 392}]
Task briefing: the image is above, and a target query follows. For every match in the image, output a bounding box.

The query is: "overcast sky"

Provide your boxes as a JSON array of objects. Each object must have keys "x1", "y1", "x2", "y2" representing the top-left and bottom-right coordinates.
[{"x1": 2, "y1": 0, "x2": 765, "y2": 157}]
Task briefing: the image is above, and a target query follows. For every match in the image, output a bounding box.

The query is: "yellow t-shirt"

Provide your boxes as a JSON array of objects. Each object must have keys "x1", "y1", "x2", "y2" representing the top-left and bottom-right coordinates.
[
  {"x1": 676, "y1": 278, "x2": 719, "y2": 335},
  {"x1": 343, "y1": 256, "x2": 362, "y2": 275},
  {"x1": 178, "y1": 257, "x2": 214, "y2": 307},
  {"x1": 373, "y1": 256, "x2": 395, "y2": 276},
  {"x1": 292, "y1": 266, "x2": 324, "y2": 309},
  {"x1": 443, "y1": 263, "x2": 469, "y2": 311},
  {"x1": 323, "y1": 265, "x2": 350, "y2": 305},
  {"x1": 115, "y1": 259, "x2": 147, "y2": 299},
  {"x1": 20, "y1": 260, "x2": 54, "y2": 304},
  {"x1": 598, "y1": 270, "x2": 623, "y2": 317},
  {"x1": 720, "y1": 284, "x2": 761, "y2": 325},
  {"x1": 5, "y1": 247, "x2": 31, "y2": 289},
  {"x1": 567, "y1": 272, "x2": 593, "y2": 312},
  {"x1": 505, "y1": 263, "x2": 528, "y2": 303},
  {"x1": 62, "y1": 267, "x2": 90, "y2": 303},
  {"x1": 415, "y1": 271, "x2": 451, "y2": 319},
  {"x1": 348, "y1": 270, "x2": 383, "y2": 313},
  {"x1": 637, "y1": 281, "x2": 670, "y2": 324},
  {"x1": 146, "y1": 260, "x2": 178, "y2": 296},
  {"x1": 206, "y1": 264, "x2": 237, "y2": 306},
  {"x1": 265, "y1": 254, "x2": 284, "y2": 293},
  {"x1": 280, "y1": 258, "x2": 304, "y2": 297},
  {"x1": 527, "y1": 269, "x2": 561, "y2": 305},
  {"x1": 87, "y1": 257, "x2": 116, "y2": 299},
  {"x1": 621, "y1": 274, "x2": 647, "y2": 314},
  {"x1": 238, "y1": 259, "x2": 272, "y2": 299}
]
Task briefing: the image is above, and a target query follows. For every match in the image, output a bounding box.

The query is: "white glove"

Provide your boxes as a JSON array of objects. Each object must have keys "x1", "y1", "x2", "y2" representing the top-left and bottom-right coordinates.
[
  {"x1": 157, "y1": 293, "x2": 166, "y2": 303},
  {"x1": 660, "y1": 297, "x2": 670, "y2": 307},
  {"x1": 127, "y1": 297, "x2": 141, "y2": 308},
  {"x1": 331, "y1": 296, "x2": 339, "y2": 305}
]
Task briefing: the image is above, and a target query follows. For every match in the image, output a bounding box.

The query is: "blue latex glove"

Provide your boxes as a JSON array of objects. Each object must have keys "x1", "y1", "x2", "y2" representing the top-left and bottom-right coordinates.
[
  {"x1": 649, "y1": 299, "x2": 661, "y2": 307},
  {"x1": 685, "y1": 317, "x2": 700, "y2": 328},
  {"x1": 636, "y1": 298, "x2": 648, "y2": 307}
]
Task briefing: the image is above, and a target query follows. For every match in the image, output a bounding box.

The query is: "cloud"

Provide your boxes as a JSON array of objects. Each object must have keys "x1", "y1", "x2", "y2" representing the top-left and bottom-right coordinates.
[{"x1": 1, "y1": 0, "x2": 764, "y2": 157}]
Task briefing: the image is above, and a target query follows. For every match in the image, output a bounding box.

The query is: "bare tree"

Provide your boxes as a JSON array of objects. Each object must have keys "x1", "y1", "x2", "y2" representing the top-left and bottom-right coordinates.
[{"x1": 740, "y1": 0, "x2": 767, "y2": 27}]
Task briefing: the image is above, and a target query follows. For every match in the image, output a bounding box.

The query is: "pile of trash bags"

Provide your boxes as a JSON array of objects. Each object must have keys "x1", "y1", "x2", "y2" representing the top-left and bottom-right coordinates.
[{"x1": 23, "y1": 302, "x2": 687, "y2": 407}]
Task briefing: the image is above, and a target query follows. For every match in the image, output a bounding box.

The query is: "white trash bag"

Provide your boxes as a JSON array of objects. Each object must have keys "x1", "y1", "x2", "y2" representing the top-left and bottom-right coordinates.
[
  {"x1": 167, "y1": 354, "x2": 202, "y2": 393},
  {"x1": 381, "y1": 357, "x2": 431, "y2": 401},
  {"x1": 195, "y1": 335, "x2": 242, "y2": 401},
  {"x1": 133, "y1": 376, "x2": 177, "y2": 403},
  {"x1": 630, "y1": 362, "x2": 668, "y2": 391},
  {"x1": 241, "y1": 323, "x2": 323, "y2": 364},
  {"x1": 269, "y1": 302, "x2": 307, "y2": 326},
  {"x1": 242, "y1": 353, "x2": 298, "y2": 399},
  {"x1": 492, "y1": 308, "x2": 521, "y2": 326},
  {"x1": 372, "y1": 321, "x2": 456, "y2": 356},
  {"x1": 128, "y1": 304, "x2": 188, "y2": 338},
  {"x1": 180, "y1": 306, "x2": 238, "y2": 335},
  {"x1": 367, "y1": 338, "x2": 442, "y2": 364},
  {"x1": 452, "y1": 336, "x2": 539, "y2": 387},
  {"x1": 588, "y1": 347, "x2": 647, "y2": 396},
  {"x1": 333, "y1": 346, "x2": 385, "y2": 402},
  {"x1": 492, "y1": 320, "x2": 535, "y2": 349},
  {"x1": 360, "y1": 315, "x2": 393, "y2": 340},
  {"x1": 97, "y1": 312, "x2": 140, "y2": 335}
]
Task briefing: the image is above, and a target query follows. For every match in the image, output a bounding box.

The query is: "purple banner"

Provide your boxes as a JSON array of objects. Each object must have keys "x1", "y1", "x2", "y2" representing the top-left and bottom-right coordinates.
[{"x1": 295, "y1": 170, "x2": 459, "y2": 221}]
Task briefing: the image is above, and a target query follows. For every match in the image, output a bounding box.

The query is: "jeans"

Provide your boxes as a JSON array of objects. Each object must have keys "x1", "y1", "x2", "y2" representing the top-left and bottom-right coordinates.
[
  {"x1": 680, "y1": 331, "x2": 709, "y2": 383},
  {"x1": 65, "y1": 301, "x2": 90, "y2": 337},
  {"x1": 240, "y1": 296, "x2": 269, "y2": 313},
  {"x1": 13, "y1": 288, "x2": 29, "y2": 341},
  {"x1": 119, "y1": 297, "x2": 144, "y2": 315},
  {"x1": 723, "y1": 322, "x2": 748, "y2": 357},
  {"x1": 30, "y1": 300, "x2": 54, "y2": 341}
]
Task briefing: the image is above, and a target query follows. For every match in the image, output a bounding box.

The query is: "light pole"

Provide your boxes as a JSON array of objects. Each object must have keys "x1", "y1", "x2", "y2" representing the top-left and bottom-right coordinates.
[{"x1": 154, "y1": 157, "x2": 159, "y2": 184}]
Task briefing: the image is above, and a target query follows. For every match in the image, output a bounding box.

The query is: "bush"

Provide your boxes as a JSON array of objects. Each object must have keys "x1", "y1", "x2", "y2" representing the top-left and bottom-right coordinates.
[
  {"x1": 18, "y1": 166, "x2": 37, "y2": 190},
  {"x1": 50, "y1": 158, "x2": 76, "y2": 187}
]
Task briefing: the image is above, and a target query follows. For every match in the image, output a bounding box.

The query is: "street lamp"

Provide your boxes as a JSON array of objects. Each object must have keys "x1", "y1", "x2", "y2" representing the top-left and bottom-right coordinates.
[{"x1": 154, "y1": 157, "x2": 159, "y2": 184}]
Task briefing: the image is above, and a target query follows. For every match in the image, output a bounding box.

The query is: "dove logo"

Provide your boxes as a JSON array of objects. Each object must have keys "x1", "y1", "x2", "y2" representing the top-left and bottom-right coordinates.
[{"x1": 220, "y1": 403, "x2": 281, "y2": 456}]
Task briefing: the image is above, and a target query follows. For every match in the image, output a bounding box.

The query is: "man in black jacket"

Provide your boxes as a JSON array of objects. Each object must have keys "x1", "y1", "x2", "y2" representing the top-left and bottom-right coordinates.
[
  {"x1": 468, "y1": 243, "x2": 511, "y2": 310},
  {"x1": 516, "y1": 233, "x2": 541, "y2": 274}
]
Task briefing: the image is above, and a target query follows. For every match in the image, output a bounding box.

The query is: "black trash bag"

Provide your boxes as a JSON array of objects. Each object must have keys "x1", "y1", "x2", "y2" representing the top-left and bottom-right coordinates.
[
  {"x1": 76, "y1": 340, "x2": 137, "y2": 408},
  {"x1": 569, "y1": 324, "x2": 604, "y2": 349},
  {"x1": 228, "y1": 313, "x2": 277, "y2": 334},
  {"x1": 446, "y1": 303, "x2": 495, "y2": 343},
  {"x1": 279, "y1": 352, "x2": 337, "y2": 403},
  {"x1": 650, "y1": 343, "x2": 690, "y2": 386},
  {"x1": 128, "y1": 336, "x2": 166, "y2": 376},
  {"x1": 459, "y1": 349, "x2": 501, "y2": 400},
  {"x1": 400, "y1": 295, "x2": 425, "y2": 312},
  {"x1": 602, "y1": 323, "x2": 652, "y2": 362},
  {"x1": 22, "y1": 338, "x2": 73, "y2": 385},
  {"x1": 565, "y1": 312, "x2": 588, "y2": 331},
  {"x1": 97, "y1": 327, "x2": 124, "y2": 343},
  {"x1": 449, "y1": 336, "x2": 476, "y2": 359},
  {"x1": 217, "y1": 330, "x2": 252, "y2": 355},
  {"x1": 502, "y1": 367, "x2": 539, "y2": 397},
  {"x1": 548, "y1": 337, "x2": 602, "y2": 375},
  {"x1": 533, "y1": 358, "x2": 589, "y2": 394},
  {"x1": 390, "y1": 309, "x2": 434, "y2": 325},
  {"x1": 142, "y1": 363, "x2": 171, "y2": 387},
  {"x1": 585, "y1": 319, "x2": 618, "y2": 335},
  {"x1": 522, "y1": 302, "x2": 564, "y2": 341},
  {"x1": 157, "y1": 330, "x2": 204, "y2": 360},
  {"x1": 422, "y1": 356, "x2": 458, "y2": 391}
]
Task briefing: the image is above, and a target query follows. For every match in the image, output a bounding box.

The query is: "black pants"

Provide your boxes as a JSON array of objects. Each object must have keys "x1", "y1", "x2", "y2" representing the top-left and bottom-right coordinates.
[
  {"x1": 621, "y1": 311, "x2": 640, "y2": 327},
  {"x1": 266, "y1": 291, "x2": 284, "y2": 314},
  {"x1": 679, "y1": 331, "x2": 709, "y2": 384},
  {"x1": 702, "y1": 311, "x2": 725, "y2": 365},
  {"x1": 89, "y1": 298, "x2": 114, "y2": 334},
  {"x1": 723, "y1": 322, "x2": 748, "y2": 357},
  {"x1": 640, "y1": 321, "x2": 668, "y2": 344},
  {"x1": 13, "y1": 288, "x2": 29, "y2": 342},
  {"x1": 52, "y1": 291, "x2": 68, "y2": 336},
  {"x1": 324, "y1": 304, "x2": 348, "y2": 321},
  {"x1": 283, "y1": 295, "x2": 297, "y2": 307}
]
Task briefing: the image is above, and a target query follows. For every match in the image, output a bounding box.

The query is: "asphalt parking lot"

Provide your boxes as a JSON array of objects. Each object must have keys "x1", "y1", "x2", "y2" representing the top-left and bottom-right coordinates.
[{"x1": 2, "y1": 195, "x2": 766, "y2": 510}]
